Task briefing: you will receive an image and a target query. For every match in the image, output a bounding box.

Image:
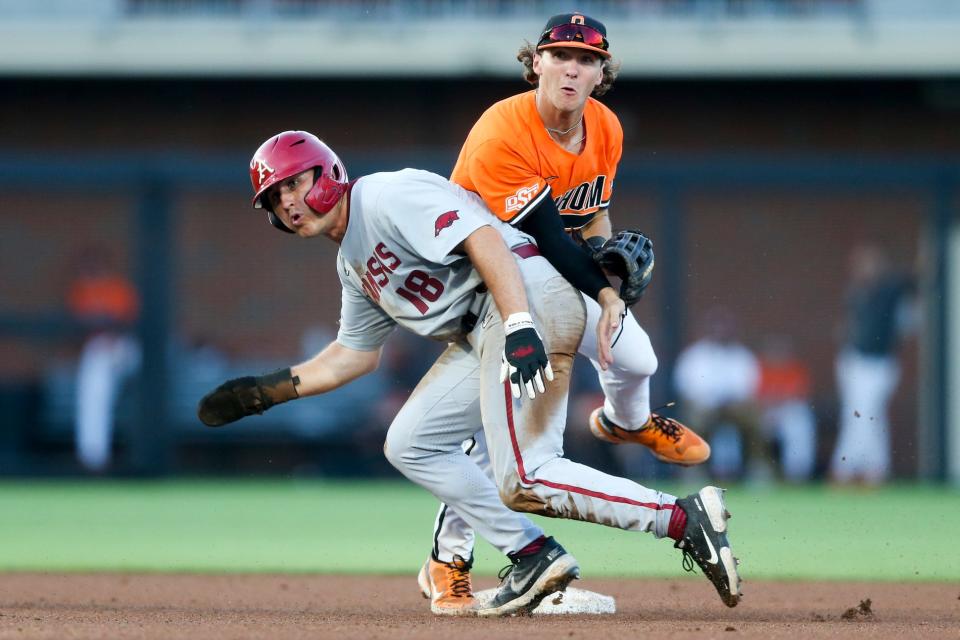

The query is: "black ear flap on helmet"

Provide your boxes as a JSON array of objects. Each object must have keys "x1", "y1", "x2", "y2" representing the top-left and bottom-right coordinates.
[{"x1": 267, "y1": 210, "x2": 296, "y2": 233}]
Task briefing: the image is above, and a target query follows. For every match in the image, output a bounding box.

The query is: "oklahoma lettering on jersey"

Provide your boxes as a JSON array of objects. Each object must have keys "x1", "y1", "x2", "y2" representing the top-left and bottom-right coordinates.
[
  {"x1": 553, "y1": 175, "x2": 607, "y2": 218},
  {"x1": 451, "y1": 90, "x2": 622, "y2": 231}
]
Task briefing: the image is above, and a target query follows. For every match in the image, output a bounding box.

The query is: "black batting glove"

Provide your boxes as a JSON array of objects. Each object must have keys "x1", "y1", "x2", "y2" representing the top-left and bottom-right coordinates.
[
  {"x1": 197, "y1": 367, "x2": 299, "y2": 427},
  {"x1": 499, "y1": 312, "x2": 554, "y2": 400}
]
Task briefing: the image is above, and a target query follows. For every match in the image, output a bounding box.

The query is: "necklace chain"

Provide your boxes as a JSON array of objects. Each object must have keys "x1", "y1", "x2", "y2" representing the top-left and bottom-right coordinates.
[
  {"x1": 545, "y1": 116, "x2": 583, "y2": 137},
  {"x1": 536, "y1": 90, "x2": 585, "y2": 148}
]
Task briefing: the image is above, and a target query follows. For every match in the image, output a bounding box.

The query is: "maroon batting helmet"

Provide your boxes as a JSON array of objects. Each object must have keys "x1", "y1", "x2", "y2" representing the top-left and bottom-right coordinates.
[{"x1": 249, "y1": 130, "x2": 348, "y2": 233}]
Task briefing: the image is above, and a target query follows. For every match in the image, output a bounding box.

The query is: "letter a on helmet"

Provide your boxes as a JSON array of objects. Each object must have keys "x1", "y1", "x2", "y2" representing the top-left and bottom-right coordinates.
[{"x1": 249, "y1": 131, "x2": 349, "y2": 233}]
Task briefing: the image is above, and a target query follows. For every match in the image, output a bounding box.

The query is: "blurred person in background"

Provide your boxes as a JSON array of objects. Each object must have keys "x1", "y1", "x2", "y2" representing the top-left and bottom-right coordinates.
[
  {"x1": 757, "y1": 334, "x2": 817, "y2": 483},
  {"x1": 830, "y1": 243, "x2": 916, "y2": 486},
  {"x1": 674, "y1": 306, "x2": 765, "y2": 481},
  {"x1": 66, "y1": 248, "x2": 141, "y2": 473}
]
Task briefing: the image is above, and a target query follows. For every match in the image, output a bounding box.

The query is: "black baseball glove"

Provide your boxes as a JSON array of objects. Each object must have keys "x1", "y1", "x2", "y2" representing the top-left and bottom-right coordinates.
[
  {"x1": 197, "y1": 367, "x2": 299, "y2": 427},
  {"x1": 589, "y1": 230, "x2": 655, "y2": 307}
]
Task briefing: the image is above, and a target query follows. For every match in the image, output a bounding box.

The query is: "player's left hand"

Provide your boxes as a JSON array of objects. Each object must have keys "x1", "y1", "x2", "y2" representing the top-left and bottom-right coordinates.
[
  {"x1": 197, "y1": 367, "x2": 299, "y2": 427},
  {"x1": 499, "y1": 312, "x2": 554, "y2": 400},
  {"x1": 592, "y1": 230, "x2": 655, "y2": 307}
]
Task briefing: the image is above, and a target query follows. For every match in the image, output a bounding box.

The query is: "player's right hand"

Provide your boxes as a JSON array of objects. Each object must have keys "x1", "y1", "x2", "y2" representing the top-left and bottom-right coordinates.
[
  {"x1": 197, "y1": 367, "x2": 299, "y2": 427},
  {"x1": 596, "y1": 288, "x2": 625, "y2": 371},
  {"x1": 499, "y1": 312, "x2": 554, "y2": 400}
]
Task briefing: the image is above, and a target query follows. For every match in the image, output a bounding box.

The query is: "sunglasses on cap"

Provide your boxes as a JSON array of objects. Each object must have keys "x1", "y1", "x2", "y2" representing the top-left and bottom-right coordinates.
[{"x1": 539, "y1": 24, "x2": 609, "y2": 52}]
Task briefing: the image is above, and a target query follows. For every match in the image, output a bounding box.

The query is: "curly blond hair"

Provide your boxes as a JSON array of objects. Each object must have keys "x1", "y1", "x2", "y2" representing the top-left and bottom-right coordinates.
[{"x1": 516, "y1": 42, "x2": 620, "y2": 97}]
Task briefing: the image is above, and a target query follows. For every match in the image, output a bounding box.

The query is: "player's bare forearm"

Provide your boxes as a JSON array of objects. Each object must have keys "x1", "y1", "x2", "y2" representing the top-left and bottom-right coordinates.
[
  {"x1": 197, "y1": 342, "x2": 379, "y2": 427},
  {"x1": 580, "y1": 208, "x2": 612, "y2": 241},
  {"x1": 463, "y1": 225, "x2": 529, "y2": 318},
  {"x1": 579, "y1": 208, "x2": 621, "y2": 368},
  {"x1": 292, "y1": 341, "x2": 381, "y2": 397},
  {"x1": 598, "y1": 286, "x2": 624, "y2": 312},
  {"x1": 464, "y1": 227, "x2": 556, "y2": 400}
]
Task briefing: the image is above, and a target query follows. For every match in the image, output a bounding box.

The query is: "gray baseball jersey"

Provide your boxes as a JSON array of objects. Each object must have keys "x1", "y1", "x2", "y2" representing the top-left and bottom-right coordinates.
[
  {"x1": 332, "y1": 169, "x2": 680, "y2": 570},
  {"x1": 335, "y1": 169, "x2": 531, "y2": 350}
]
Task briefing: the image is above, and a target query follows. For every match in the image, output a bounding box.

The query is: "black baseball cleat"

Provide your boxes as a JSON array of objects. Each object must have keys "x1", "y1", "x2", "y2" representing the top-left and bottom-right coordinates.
[
  {"x1": 674, "y1": 486, "x2": 742, "y2": 607},
  {"x1": 477, "y1": 537, "x2": 580, "y2": 617}
]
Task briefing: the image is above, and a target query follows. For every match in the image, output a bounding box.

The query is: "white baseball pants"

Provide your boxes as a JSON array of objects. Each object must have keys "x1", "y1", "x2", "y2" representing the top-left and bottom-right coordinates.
[
  {"x1": 830, "y1": 349, "x2": 900, "y2": 484},
  {"x1": 75, "y1": 332, "x2": 140, "y2": 472},
  {"x1": 384, "y1": 256, "x2": 676, "y2": 561},
  {"x1": 578, "y1": 293, "x2": 659, "y2": 429}
]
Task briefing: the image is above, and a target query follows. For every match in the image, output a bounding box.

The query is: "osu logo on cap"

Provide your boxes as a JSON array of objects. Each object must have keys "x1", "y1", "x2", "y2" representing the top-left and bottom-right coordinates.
[
  {"x1": 251, "y1": 157, "x2": 275, "y2": 189},
  {"x1": 434, "y1": 210, "x2": 460, "y2": 237}
]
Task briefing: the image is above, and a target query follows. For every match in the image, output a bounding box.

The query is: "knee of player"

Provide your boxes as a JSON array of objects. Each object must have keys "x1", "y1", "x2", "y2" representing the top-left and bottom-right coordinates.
[
  {"x1": 382, "y1": 430, "x2": 414, "y2": 470},
  {"x1": 547, "y1": 352, "x2": 575, "y2": 379},
  {"x1": 498, "y1": 488, "x2": 526, "y2": 512},
  {"x1": 611, "y1": 328, "x2": 659, "y2": 378},
  {"x1": 645, "y1": 351, "x2": 659, "y2": 377},
  {"x1": 612, "y1": 349, "x2": 658, "y2": 380},
  {"x1": 498, "y1": 484, "x2": 546, "y2": 515}
]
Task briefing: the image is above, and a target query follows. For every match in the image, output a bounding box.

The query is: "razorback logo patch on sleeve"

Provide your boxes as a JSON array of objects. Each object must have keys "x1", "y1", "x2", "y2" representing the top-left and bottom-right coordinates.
[{"x1": 434, "y1": 210, "x2": 460, "y2": 237}]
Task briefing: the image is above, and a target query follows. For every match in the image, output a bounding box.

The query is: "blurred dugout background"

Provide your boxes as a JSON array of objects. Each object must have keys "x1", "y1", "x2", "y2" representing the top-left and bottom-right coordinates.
[{"x1": 0, "y1": 0, "x2": 958, "y2": 483}]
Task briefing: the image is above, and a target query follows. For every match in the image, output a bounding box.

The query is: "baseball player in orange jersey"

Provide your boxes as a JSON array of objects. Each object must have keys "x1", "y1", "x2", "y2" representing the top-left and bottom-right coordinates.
[
  {"x1": 418, "y1": 12, "x2": 733, "y2": 614},
  {"x1": 198, "y1": 130, "x2": 741, "y2": 617}
]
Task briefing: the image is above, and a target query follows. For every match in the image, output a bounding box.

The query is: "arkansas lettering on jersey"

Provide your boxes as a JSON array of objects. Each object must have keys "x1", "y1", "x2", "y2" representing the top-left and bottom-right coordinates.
[
  {"x1": 359, "y1": 242, "x2": 400, "y2": 303},
  {"x1": 359, "y1": 241, "x2": 445, "y2": 315},
  {"x1": 451, "y1": 90, "x2": 622, "y2": 231},
  {"x1": 336, "y1": 169, "x2": 507, "y2": 349}
]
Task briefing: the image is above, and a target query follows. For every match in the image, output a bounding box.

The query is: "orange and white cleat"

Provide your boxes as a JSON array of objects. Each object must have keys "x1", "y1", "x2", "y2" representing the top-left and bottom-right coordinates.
[
  {"x1": 417, "y1": 554, "x2": 479, "y2": 616},
  {"x1": 589, "y1": 408, "x2": 710, "y2": 466}
]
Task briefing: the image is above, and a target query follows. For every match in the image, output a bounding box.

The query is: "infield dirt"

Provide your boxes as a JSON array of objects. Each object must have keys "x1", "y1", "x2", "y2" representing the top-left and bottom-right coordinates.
[{"x1": 1, "y1": 574, "x2": 957, "y2": 639}]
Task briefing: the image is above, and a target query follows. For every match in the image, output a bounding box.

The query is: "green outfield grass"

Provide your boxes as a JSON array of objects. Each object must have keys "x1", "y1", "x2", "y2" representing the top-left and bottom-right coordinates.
[{"x1": 0, "y1": 480, "x2": 956, "y2": 581}]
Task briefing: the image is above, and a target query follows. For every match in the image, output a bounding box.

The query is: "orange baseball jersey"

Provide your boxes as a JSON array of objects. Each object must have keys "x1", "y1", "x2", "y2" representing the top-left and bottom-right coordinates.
[{"x1": 451, "y1": 90, "x2": 622, "y2": 231}]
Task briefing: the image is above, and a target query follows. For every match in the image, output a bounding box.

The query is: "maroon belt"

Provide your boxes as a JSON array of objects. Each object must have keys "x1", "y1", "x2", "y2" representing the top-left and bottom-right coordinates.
[{"x1": 512, "y1": 243, "x2": 540, "y2": 259}]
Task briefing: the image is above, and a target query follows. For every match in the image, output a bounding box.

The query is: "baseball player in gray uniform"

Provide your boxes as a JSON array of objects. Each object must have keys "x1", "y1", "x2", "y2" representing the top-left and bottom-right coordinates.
[{"x1": 197, "y1": 131, "x2": 742, "y2": 617}]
